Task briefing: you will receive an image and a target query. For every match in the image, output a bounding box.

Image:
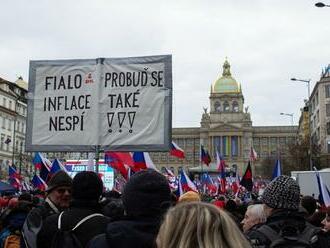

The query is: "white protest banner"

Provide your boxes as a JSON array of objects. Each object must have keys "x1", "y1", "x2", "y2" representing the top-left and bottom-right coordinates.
[{"x1": 26, "y1": 55, "x2": 172, "y2": 152}]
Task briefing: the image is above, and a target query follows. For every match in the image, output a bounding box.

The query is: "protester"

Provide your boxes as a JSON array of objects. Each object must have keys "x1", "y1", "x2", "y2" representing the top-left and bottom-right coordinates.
[
  {"x1": 321, "y1": 207, "x2": 330, "y2": 232},
  {"x1": 156, "y1": 202, "x2": 251, "y2": 248},
  {"x1": 247, "y1": 175, "x2": 325, "y2": 247},
  {"x1": 178, "y1": 191, "x2": 200, "y2": 203},
  {"x1": 241, "y1": 204, "x2": 266, "y2": 234},
  {"x1": 37, "y1": 171, "x2": 109, "y2": 247},
  {"x1": 88, "y1": 169, "x2": 172, "y2": 248},
  {"x1": 22, "y1": 170, "x2": 73, "y2": 248},
  {"x1": 0, "y1": 203, "x2": 31, "y2": 247},
  {"x1": 301, "y1": 195, "x2": 317, "y2": 217}
]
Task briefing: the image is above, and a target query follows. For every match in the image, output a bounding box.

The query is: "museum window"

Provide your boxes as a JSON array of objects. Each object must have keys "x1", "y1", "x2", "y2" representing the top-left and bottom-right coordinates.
[
  {"x1": 161, "y1": 167, "x2": 166, "y2": 173},
  {"x1": 327, "y1": 122, "x2": 330, "y2": 135},
  {"x1": 232, "y1": 101, "x2": 239, "y2": 112},
  {"x1": 0, "y1": 134, "x2": 4, "y2": 150},
  {"x1": 214, "y1": 101, "x2": 221, "y2": 112},
  {"x1": 326, "y1": 104, "x2": 330, "y2": 117},
  {"x1": 326, "y1": 85, "x2": 330, "y2": 98},
  {"x1": 223, "y1": 101, "x2": 230, "y2": 112}
]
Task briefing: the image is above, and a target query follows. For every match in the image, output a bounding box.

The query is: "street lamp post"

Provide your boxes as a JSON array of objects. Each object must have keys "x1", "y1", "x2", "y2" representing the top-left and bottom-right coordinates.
[
  {"x1": 291, "y1": 77, "x2": 313, "y2": 171},
  {"x1": 11, "y1": 97, "x2": 19, "y2": 169},
  {"x1": 280, "y1": 112, "x2": 294, "y2": 126}
]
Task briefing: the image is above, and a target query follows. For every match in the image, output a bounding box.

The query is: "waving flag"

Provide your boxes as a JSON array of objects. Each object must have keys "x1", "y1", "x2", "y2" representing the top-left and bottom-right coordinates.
[
  {"x1": 9, "y1": 165, "x2": 20, "y2": 179},
  {"x1": 179, "y1": 170, "x2": 197, "y2": 192},
  {"x1": 216, "y1": 151, "x2": 226, "y2": 193},
  {"x1": 8, "y1": 177, "x2": 21, "y2": 189},
  {"x1": 249, "y1": 147, "x2": 258, "y2": 162},
  {"x1": 315, "y1": 171, "x2": 330, "y2": 207},
  {"x1": 201, "y1": 145, "x2": 211, "y2": 166},
  {"x1": 201, "y1": 173, "x2": 217, "y2": 194},
  {"x1": 105, "y1": 153, "x2": 130, "y2": 179},
  {"x1": 50, "y1": 159, "x2": 67, "y2": 175},
  {"x1": 170, "y1": 142, "x2": 185, "y2": 159},
  {"x1": 272, "y1": 159, "x2": 281, "y2": 180},
  {"x1": 240, "y1": 161, "x2": 253, "y2": 191},
  {"x1": 105, "y1": 152, "x2": 135, "y2": 168},
  {"x1": 32, "y1": 152, "x2": 51, "y2": 181},
  {"x1": 31, "y1": 175, "x2": 47, "y2": 191},
  {"x1": 132, "y1": 152, "x2": 157, "y2": 170}
]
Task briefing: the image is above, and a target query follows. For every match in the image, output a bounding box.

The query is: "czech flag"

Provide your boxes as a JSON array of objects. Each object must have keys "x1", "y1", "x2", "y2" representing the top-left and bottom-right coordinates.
[
  {"x1": 31, "y1": 175, "x2": 47, "y2": 191},
  {"x1": 201, "y1": 145, "x2": 211, "y2": 166},
  {"x1": 201, "y1": 173, "x2": 217, "y2": 194},
  {"x1": 132, "y1": 152, "x2": 157, "y2": 171},
  {"x1": 8, "y1": 177, "x2": 21, "y2": 189},
  {"x1": 179, "y1": 170, "x2": 197, "y2": 192},
  {"x1": 50, "y1": 159, "x2": 67, "y2": 176},
  {"x1": 32, "y1": 152, "x2": 51, "y2": 181},
  {"x1": 272, "y1": 159, "x2": 281, "y2": 180},
  {"x1": 315, "y1": 170, "x2": 330, "y2": 207},
  {"x1": 9, "y1": 165, "x2": 20, "y2": 179},
  {"x1": 170, "y1": 142, "x2": 185, "y2": 159}
]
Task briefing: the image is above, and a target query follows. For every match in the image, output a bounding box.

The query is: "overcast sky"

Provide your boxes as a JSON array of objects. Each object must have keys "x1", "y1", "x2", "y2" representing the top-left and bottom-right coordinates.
[{"x1": 1, "y1": 0, "x2": 329, "y2": 128}]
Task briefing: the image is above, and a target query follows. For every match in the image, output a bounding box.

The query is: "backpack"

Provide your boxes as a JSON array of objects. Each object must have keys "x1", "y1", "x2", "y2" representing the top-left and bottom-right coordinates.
[
  {"x1": 0, "y1": 228, "x2": 24, "y2": 248},
  {"x1": 51, "y1": 212, "x2": 104, "y2": 248},
  {"x1": 3, "y1": 233, "x2": 21, "y2": 248},
  {"x1": 257, "y1": 224, "x2": 320, "y2": 248}
]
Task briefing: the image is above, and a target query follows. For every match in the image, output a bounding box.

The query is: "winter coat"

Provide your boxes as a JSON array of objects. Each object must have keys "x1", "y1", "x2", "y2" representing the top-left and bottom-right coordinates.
[
  {"x1": 22, "y1": 198, "x2": 60, "y2": 248},
  {"x1": 37, "y1": 201, "x2": 109, "y2": 248},
  {"x1": 247, "y1": 209, "x2": 325, "y2": 248},
  {"x1": 87, "y1": 216, "x2": 161, "y2": 248}
]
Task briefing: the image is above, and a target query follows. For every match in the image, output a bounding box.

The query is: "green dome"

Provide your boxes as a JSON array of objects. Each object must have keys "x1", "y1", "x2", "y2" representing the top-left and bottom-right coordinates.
[{"x1": 213, "y1": 59, "x2": 241, "y2": 93}]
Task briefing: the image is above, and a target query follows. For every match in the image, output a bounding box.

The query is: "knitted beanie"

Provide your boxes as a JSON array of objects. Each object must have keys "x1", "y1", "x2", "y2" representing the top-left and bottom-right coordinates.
[
  {"x1": 46, "y1": 171, "x2": 73, "y2": 193},
  {"x1": 261, "y1": 175, "x2": 300, "y2": 210},
  {"x1": 122, "y1": 169, "x2": 171, "y2": 217},
  {"x1": 178, "y1": 191, "x2": 201, "y2": 203},
  {"x1": 72, "y1": 171, "x2": 104, "y2": 201}
]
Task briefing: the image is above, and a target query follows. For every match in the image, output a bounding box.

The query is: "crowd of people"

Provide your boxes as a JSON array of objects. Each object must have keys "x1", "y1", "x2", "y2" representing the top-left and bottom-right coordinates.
[{"x1": 0, "y1": 169, "x2": 329, "y2": 247}]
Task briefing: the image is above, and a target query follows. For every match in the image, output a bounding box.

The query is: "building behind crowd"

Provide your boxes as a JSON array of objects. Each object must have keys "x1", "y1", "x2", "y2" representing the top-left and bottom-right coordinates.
[
  {"x1": 0, "y1": 77, "x2": 30, "y2": 177},
  {"x1": 1, "y1": 61, "x2": 330, "y2": 178},
  {"x1": 308, "y1": 66, "x2": 330, "y2": 165},
  {"x1": 150, "y1": 60, "x2": 297, "y2": 175}
]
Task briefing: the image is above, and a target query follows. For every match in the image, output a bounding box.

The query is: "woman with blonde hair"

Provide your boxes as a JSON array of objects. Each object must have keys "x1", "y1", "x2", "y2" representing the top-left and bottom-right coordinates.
[{"x1": 157, "y1": 201, "x2": 251, "y2": 248}]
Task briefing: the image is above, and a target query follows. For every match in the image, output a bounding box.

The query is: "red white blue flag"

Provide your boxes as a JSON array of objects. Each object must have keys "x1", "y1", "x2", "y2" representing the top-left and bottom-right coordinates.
[
  {"x1": 170, "y1": 142, "x2": 185, "y2": 159},
  {"x1": 31, "y1": 175, "x2": 47, "y2": 191},
  {"x1": 201, "y1": 145, "x2": 211, "y2": 166},
  {"x1": 179, "y1": 170, "x2": 197, "y2": 192}
]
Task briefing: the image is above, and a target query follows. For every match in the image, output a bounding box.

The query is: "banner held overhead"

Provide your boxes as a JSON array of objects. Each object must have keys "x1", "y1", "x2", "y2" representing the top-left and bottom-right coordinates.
[{"x1": 26, "y1": 55, "x2": 172, "y2": 152}]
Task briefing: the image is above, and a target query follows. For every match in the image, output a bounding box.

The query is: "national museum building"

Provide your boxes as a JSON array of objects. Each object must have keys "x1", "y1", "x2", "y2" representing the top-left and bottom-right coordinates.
[{"x1": 150, "y1": 60, "x2": 297, "y2": 175}]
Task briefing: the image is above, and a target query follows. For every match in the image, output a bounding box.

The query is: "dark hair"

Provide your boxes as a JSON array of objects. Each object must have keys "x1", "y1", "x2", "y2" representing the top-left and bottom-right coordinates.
[{"x1": 301, "y1": 195, "x2": 317, "y2": 216}]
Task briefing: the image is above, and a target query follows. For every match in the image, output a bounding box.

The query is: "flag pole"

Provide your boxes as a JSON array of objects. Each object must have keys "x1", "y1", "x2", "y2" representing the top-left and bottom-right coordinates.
[{"x1": 95, "y1": 145, "x2": 100, "y2": 174}]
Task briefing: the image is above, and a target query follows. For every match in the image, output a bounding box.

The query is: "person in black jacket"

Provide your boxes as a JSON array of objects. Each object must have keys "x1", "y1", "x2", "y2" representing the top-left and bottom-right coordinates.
[
  {"x1": 22, "y1": 171, "x2": 73, "y2": 248},
  {"x1": 37, "y1": 171, "x2": 109, "y2": 248},
  {"x1": 88, "y1": 169, "x2": 172, "y2": 248},
  {"x1": 247, "y1": 176, "x2": 325, "y2": 248}
]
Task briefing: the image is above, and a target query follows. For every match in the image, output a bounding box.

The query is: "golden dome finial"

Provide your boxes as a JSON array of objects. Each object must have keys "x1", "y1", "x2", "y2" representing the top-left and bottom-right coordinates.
[{"x1": 222, "y1": 58, "x2": 231, "y2": 77}]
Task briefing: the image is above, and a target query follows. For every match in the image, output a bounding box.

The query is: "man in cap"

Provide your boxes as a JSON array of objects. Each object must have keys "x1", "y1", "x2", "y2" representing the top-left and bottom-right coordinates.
[
  {"x1": 22, "y1": 170, "x2": 73, "y2": 248},
  {"x1": 247, "y1": 175, "x2": 325, "y2": 248},
  {"x1": 37, "y1": 171, "x2": 109, "y2": 247}
]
